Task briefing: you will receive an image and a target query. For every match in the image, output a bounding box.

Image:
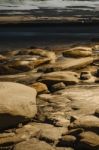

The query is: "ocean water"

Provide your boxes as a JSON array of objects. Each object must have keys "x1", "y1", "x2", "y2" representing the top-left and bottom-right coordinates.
[{"x1": 0, "y1": 0, "x2": 99, "y2": 16}]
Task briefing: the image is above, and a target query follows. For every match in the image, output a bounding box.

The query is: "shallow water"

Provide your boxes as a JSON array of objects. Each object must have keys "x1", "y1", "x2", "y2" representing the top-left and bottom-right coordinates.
[{"x1": 0, "y1": 0, "x2": 99, "y2": 16}]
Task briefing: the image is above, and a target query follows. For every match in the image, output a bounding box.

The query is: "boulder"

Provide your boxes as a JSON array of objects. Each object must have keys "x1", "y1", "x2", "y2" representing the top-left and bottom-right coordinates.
[
  {"x1": 58, "y1": 135, "x2": 76, "y2": 147},
  {"x1": 58, "y1": 86, "x2": 99, "y2": 116},
  {"x1": 63, "y1": 46, "x2": 92, "y2": 58},
  {"x1": 31, "y1": 82, "x2": 48, "y2": 94},
  {"x1": 80, "y1": 71, "x2": 92, "y2": 80},
  {"x1": 0, "y1": 82, "x2": 37, "y2": 130},
  {"x1": 37, "y1": 93, "x2": 71, "y2": 127},
  {"x1": 94, "y1": 108, "x2": 99, "y2": 117},
  {"x1": 0, "y1": 71, "x2": 42, "y2": 85},
  {"x1": 30, "y1": 123, "x2": 66, "y2": 143},
  {"x1": 0, "y1": 54, "x2": 7, "y2": 62},
  {"x1": 51, "y1": 82, "x2": 66, "y2": 92},
  {"x1": 0, "y1": 65, "x2": 19, "y2": 75},
  {"x1": 39, "y1": 57, "x2": 94, "y2": 72},
  {"x1": 10, "y1": 58, "x2": 50, "y2": 72},
  {"x1": 39, "y1": 71, "x2": 79, "y2": 85},
  {"x1": 0, "y1": 124, "x2": 40, "y2": 146},
  {"x1": 69, "y1": 115, "x2": 99, "y2": 133},
  {"x1": 14, "y1": 138, "x2": 55, "y2": 150},
  {"x1": 27, "y1": 48, "x2": 56, "y2": 63},
  {"x1": 78, "y1": 131, "x2": 99, "y2": 150},
  {"x1": 80, "y1": 71, "x2": 96, "y2": 84}
]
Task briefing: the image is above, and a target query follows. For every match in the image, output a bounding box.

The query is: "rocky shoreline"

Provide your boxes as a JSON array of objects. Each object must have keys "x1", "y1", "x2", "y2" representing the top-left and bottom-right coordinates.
[
  {"x1": 0, "y1": 45, "x2": 99, "y2": 150},
  {"x1": 1, "y1": 15, "x2": 99, "y2": 25}
]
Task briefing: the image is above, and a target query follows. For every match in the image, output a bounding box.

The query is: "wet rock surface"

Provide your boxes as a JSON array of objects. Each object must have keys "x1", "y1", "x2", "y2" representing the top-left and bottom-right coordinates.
[{"x1": 0, "y1": 46, "x2": 99, "y2": 150}]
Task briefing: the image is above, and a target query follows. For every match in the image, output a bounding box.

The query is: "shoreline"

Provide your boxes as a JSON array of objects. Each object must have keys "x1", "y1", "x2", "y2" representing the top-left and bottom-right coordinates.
[{"x1": 0, "y1": 15, "x2": 99, "y2": 25}]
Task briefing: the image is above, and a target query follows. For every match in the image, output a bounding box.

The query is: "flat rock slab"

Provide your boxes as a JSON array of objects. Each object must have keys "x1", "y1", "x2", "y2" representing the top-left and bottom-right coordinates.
[
  {"x1": 38, "y1": 85, "x2": 99, "y2": 125},
  {"x1": 0, "y1": 82, "x2": 37, "y2": 130},
  {"x1": 14, "y1": 138, "x2": 55, "y2": 150},
  {"x1": 58, "y1": 85, "x2": 99, "y2": 116},
  {"x1": 79, "y1": 131, "x2": 99, "y2": 149},
  {"x1": 63, "y1": 46, "x2": 92, "y2": 58},
  {"x1": 40, "y1": 71, "x2": 79, "y2": 85},
  {"x1": 44, "y1": 57, "x2": 94, "y2": 71}
]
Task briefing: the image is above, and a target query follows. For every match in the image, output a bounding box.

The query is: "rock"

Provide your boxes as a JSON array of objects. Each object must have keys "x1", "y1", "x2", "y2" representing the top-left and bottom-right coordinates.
[
  {"x1": 37, "y1": 85, "x2": 99, "y2": 128},
  {"x1": 93, "y1": 44, "x2": 99, "y2": 51},
  {"x1": 10, "y1": 58, "x2": 50, "y2": 72},
  {"x1": 80, "y1": 71, "x2": 96, "y2": 83},
  {"x1": 10, "y1": 60, "x2": 34, "y2": 71},
  {"x1": 0, "y1": 54, "x2": 7, "y2": 62},
  {"x1": 29, "y1": 123, "x2": 66, "y2": 143},
  {"x1": 80, "y1": 71, "x2": 92, "y2": 80},
  {"x1": 58, "y1": 135, "x2": 76, "y2": 147},
  {"x1": 78, "y1": 65, "x2": 98, "y2": 75},
  {"x1": 0, "y1": 71, "x2": 42, "y2": 85},
  {"x1": 96, "y1": 68, "x2": 99, "y2": 77},
  {"x1": 69, "y1": 115, "x2": 99, "y2": 133},
  {"x1": 0, "y1": 65, "x2": 19, "y2": 75},
  {"x1": 63, "y1": 46, "x2": 92, "y2": 58},
  {"x1": 0, "y1": 124, "x2": 40, "y2": 146},
  {"x1": 0, "y1": 82, "x2": 37, "y2": 130},
  {"x1": 56, "y1": 148, "x2": 74, "y2": 150},
  {"x1": 46, "y1": 114, "x2": 70, "y2": 127},
  {"x1": 67, "y1": 128, "x2": 84, "y2": 137},
  {"x1": 14, "y1": 138, "x2": 55, "y2": 150},
  {"x1": 30, "y1": 82, "x2": 49, "y2": 94},
  {"x1": 94, "y1": 108, "x2": 99, "y2": 117},
  {"x1": 57, "y1": 85, "x2": 99, "y2": 116},
  {"x1": 28, "y1": 48, "x2": 56, "y2": 63},
  {"x1": 51, "y1": 82, "x2": 66, "y2": 92},
  {"x1": 37, "y1": 93, "x2": 71, "y2": 127},
  {"x1": 39, "y1": 71, "x2": 79, "y2": 85},
  {"x1": 78, "y1": 131, "x2": 99, "y2": 150},
  {"x1": 40, "y1": 57, "x2": 94, "y2": 72}
]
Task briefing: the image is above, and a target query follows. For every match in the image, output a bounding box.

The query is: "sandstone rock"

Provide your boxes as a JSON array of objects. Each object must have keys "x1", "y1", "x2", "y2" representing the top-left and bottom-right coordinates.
[
  {"x1": 49, "y1": 116, "x2": 70, "y2": 127},
  {"x1": 0, "y1": 124, "x2": 40, "y2": 146},
  {"x1": 67, "y1": 128, "x2": 84, "y2": 137},
  {"x1": 10, "y1": 58, "x2": 50, "y2": 72},
  {"x1": 69, "y1": 115, "x2": 99, "y2": 133},
  {"x1": 51, "y1": 82, "x2": 66, "y2": 92},
  {"x1": 0, "y1": 65, "x2": 19, "y2": 75},
  {"x1": 39, "y1": 71, "x2": 79, "y2": 85},
  {"x1": 28, "y1": 48, "x2": 56, "y2": 63},
  {"x1": 56, "y1": 148, "x2": 74, "y2": 150},
  {"x1": 37, "y1": 93, "x2": 71, "y2": 127},
  {"x1": 94, "y1": 108, "x2": 99, "y2": 117},
  {"x1": 0, "y1": 82, "x2": 37, "y2": 130},
  {"x1": 40, "y1": 57, "x2": 94, "y2": 72},
  {"x1": 80, "y1": 71, "x2": 92, "y2": 80},
  {"x1": 96, "y1": 68, "x2": 99, "y2": 77},
  {"x1": 30, "y1": 82, "x2": 48, "y2": 94},
  {"x1": 10, "y1": 60, "x2": 34, "y2": 71},
  {"x1": 37, "y1": 85, "x2": 99, "y2": 129},
  {"x1": 58, "y1": 85, "x2": 99, "y2": 116},
  {"x1": 0, "y1": 71, "x2": 42, "y2": 85},
  {"x1": 14, "y1": 138, "x2": 55, "y2": 150},
  {"x1": 80, "y1": 71, "x2": 96, "y2": 83},
  {"x1": 78, "y1": 131, "x2": 99, "y2": 150},
  {"x1": 63, "y1": 46, "x2": 92, "y2": 58},
  {"x1": 93, "y1": 44, "x2": 99, "y2": 51},
  {"x1": 58, "y1": 135, "x2": 76, "y2": 147},
  {"x1": 29, "y1": 123, "x2": 66, "y2": 143},
  {"x1": 0, "y1": 54, "x2": 7, "y2": 62}
]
